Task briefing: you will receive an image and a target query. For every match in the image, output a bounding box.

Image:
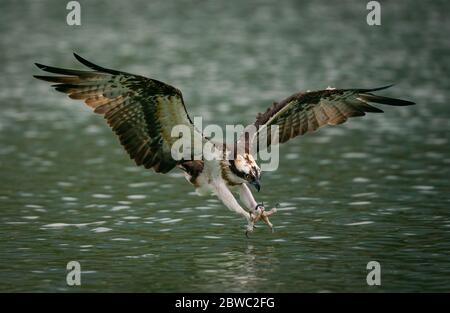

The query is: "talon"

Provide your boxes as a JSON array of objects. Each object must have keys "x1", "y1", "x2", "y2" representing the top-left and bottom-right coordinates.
[
  {"x1": 248, "y1": 204, "x2": 278, "y2": 234},
  {"x1": 265, "y1": 220, "x2": 274, "y2": 233},
  {"x1": 260, "y1": 207, "x2": 277, "y2": 232},
  {"x1": 245, "y1": 220, "x2": 254, "y2": 238},
  {"x1": 245, "y1": 226, "x2": 253, "y2": 238},
  {"x1": 250, "y1": 208, "x2": 262, "y2": 223},
  {"x1": 264, "y1": 207, "x2": 277, "y2": 217}
]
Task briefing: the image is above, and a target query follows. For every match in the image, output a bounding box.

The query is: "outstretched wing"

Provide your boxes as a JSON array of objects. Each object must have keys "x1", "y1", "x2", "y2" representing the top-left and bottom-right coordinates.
[
  {"x1": 250, "y1": 85, "x2": 414, "y2": 149},
  {"x1": 34, "y1": 53, "x2": 197, "y2": 173}
]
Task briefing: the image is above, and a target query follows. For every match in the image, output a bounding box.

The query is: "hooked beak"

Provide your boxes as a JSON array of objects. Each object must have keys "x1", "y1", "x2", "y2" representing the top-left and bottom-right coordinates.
[{"x1": 250, "y1": 180, "x2": 261, "y2": 192}]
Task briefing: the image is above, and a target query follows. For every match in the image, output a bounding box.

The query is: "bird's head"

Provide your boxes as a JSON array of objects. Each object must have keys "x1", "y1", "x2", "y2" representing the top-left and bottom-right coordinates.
[{"x1": 230, "y1": 153, "x2": 262, "y2": 192}]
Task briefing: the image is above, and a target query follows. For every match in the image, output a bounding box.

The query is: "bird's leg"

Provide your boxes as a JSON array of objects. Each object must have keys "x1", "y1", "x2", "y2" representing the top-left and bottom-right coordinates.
[
  {"x1": 211, "y1": 180, "x2": 254, "y2": 235},
  {"x1": 238, "y1": 184, "x2": 262, "y2": 223},
  {"x1": 239, "y1": 184, "x2": 277, "y2": 232}
]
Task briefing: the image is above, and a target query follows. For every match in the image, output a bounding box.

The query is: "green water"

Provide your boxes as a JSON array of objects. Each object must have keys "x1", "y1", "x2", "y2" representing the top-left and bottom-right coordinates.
[{"x1": 0, "y1": 0, "x2": 449, "y2": 292}]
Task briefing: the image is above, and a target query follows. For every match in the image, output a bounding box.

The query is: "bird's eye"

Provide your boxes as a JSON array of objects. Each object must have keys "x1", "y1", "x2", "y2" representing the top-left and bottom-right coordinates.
[{"x1": 245, "y1": 174, "x2": 250, "y2": 179}]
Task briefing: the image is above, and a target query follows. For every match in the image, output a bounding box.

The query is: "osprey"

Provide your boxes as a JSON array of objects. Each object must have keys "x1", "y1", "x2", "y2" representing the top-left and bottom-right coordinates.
[{"x1": 34, "y1": 54, "x2": 414, "y2": 236}]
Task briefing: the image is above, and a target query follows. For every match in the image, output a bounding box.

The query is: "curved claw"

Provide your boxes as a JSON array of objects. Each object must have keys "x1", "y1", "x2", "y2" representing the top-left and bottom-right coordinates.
[
  {"x1": 259, "y1": 208, "x2": 277, "y2": 233},
  {"x1": 245, "y1": 222, "x2": 254, "y2": 238}
]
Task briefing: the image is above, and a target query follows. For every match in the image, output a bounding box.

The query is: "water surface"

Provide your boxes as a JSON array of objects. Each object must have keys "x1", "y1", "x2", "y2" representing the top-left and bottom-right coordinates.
[{"x1": 0, "y1": 0, "x2": 449, "y2": 292}]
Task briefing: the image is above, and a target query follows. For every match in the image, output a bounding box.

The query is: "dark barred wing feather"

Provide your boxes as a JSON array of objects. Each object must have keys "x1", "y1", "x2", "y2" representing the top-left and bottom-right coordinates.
[
  {"x1": 34, "y1": 53, "x2": 194, "y2": 173},
  {"x1": 253, "y1": 85, "x2": 414, "y2": 147}
]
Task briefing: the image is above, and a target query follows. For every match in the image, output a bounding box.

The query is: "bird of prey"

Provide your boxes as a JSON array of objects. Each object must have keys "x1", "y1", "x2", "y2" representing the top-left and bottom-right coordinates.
[{"x1": 34, "y1": 54, "x2": 414, "y2": 236}]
